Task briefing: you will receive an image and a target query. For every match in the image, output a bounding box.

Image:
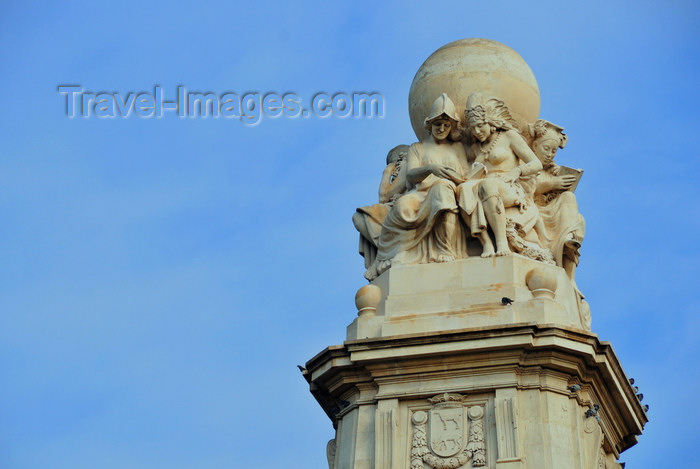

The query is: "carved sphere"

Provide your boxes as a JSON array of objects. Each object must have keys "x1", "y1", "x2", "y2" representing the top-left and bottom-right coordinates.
[
  {"x1": 526, "y1": 266, "x2": 558, "y2": 299},
  {"x1": 412, "y1": 410, "x2": 428, "y2": 425},
  {"x1": 409, "y1": 38, "x2": 540, "y2": 141},
  {"x1": 468, "y1": 406, "x2": 484, "y2": 420},
  {"x1": 354, "y1": 284, "x2": 382, "y2": 317}
]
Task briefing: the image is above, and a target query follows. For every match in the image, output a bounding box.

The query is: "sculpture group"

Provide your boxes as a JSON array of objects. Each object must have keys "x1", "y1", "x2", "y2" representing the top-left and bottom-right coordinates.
[
  {"x1": 354, "y1": 92, "x2": 585, "y2": 286},
  {"x1": 314, "y1": 40, "x2": 644, "y2": 469}
]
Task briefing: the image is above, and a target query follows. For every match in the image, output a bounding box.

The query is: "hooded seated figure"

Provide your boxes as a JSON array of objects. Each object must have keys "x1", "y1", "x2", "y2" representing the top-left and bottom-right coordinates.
[{"x1": 365, "y1": 93, "x2": 468, "y2": 280}]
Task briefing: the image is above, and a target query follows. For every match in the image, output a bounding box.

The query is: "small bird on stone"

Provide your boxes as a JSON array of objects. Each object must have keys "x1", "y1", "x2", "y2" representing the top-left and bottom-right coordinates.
[
  {"x1": 643, "y1": 405, "x2": 650, "y2": 412},
  {"x1": 297, "y1": 365, "x2": 308, "y2": 374},
  {"x1": 636, "y1": 393, "x2": 644, "y2": 402},
  {"x1": 585, "y1": 404, "x2": 601, "y2": 421},
  {"x1": 629, "y1": 378, "x2": 635, "y2": 385},
  {"x1": 567, "y1": 384, "x2": 582, "y2": 393},
  {"x1": 501, "y1": 297, "x2": 514, "y2": 305}
]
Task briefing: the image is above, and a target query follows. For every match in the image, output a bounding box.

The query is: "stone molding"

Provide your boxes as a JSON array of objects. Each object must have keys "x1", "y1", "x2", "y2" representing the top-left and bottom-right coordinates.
[{"x1": 305, "y1": 324, "x2": 646, "y2": 461}]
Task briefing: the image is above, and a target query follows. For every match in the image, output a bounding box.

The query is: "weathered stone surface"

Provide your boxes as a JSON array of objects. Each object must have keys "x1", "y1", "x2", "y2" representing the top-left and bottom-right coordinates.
[
  {"x1": 307, "y1": 37, "x2": 644, "y2": 469},
  {"x1": 305, "y1": 325, "x2": 646, "y2": 469},
  {"x1": 349, "y1": 256, "x2": 590, "y2": 341},
  {"x1": 409, "y1": 39, "x2": 540, "y2": 142}
]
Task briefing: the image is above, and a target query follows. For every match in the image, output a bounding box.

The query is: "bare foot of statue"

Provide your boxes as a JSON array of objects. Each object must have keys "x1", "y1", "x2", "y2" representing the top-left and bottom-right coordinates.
[
  {"x1": 495, "y1": 241, "x2": 512, "y2": 256},
  {"x1": 436, "y1": 254, "x2": 454, "y2": 263},
  {"x1": 376, "y1": 259, "x2": 391, "y2": 276},
  {"x1": 481, "y1": 247, "x2": 495, "y2": 258},
  {"x1": 364, "y1": 258, "x2": 390, "y2": 281},
  {"x1": 495, "y1": 237, "x2": 511, "y2": 256},
  {"x1": 363, "y1": 265, "x2": 378, "y2": 281},
  {"x1": 479, "y1": 233, "x2": 496, "y2": 258}
]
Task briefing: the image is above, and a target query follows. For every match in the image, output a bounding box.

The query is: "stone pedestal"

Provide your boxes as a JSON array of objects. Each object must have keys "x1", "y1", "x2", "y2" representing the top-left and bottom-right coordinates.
[
  {"x1": 304, "y1": 257, "x2": 646, "y2": 469},
  {"x1": 347, "y1": 256, "x2": 586, "y2": 340}
]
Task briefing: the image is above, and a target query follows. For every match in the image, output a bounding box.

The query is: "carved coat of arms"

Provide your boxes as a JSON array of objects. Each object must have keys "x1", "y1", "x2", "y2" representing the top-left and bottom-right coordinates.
[
  {"x1": 429, "y1": 398, "x2": 464, "y2": 457},
  {"x1": 411, "y1": 393, "x2": 486, "y2": 469}
]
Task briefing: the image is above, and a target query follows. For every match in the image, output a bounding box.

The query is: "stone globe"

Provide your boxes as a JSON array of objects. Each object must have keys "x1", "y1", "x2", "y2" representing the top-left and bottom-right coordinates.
[{"x1": 409, "y1": 38, "x2": 540, "y2": 141}]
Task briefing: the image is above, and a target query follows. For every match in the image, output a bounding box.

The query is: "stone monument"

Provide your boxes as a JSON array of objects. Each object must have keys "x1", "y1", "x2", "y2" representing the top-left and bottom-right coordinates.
[{"x1": 302, "y1": 38, "x2": 646, "y2": 469}]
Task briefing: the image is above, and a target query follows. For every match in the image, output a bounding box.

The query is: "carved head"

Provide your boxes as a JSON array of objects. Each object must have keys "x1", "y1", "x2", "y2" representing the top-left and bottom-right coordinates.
[
  {"x1": 424, "y1": 93, "x2": 461, "y2": 141},
  {"x1": 528, "y1": 119, "x2": 568, "y2": 167},
  {"x1": 386, "y1": 144, "x2": 410, "y2": 165},
  {"x1": 465, "y1": 92, "x2": 518, "y2": 138},
  {"x1": 429, "y1": 118, "x2": 455, "y2": 142}
]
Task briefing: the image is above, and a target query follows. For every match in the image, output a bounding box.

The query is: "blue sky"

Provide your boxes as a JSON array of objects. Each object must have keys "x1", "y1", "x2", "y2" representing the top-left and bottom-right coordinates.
[{"x1": 1, "y1": 1, "x2": 698, "y2": 468}]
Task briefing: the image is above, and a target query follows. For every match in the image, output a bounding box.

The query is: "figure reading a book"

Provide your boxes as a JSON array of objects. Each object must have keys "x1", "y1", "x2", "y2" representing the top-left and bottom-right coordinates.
[
  {"x1": 457, "y1": 93, "x2": 546, "y2": 259},
  {"x1": 529, "y1": 119, "x2": 585, "y2": 280},
  {"x1": 365, "y1": 93, "x2": 467, "y2": 280},
  {"x1": 352, "y1": 144, "x2": 410, "y2": 269}
]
